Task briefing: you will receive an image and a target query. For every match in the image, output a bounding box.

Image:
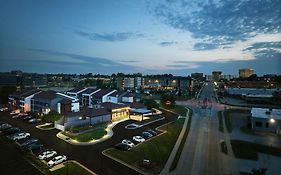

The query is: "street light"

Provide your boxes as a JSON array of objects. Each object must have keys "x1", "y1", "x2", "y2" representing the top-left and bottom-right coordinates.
[{"x1": 270, "y1": 118, "x2": 275, "y2": 123}]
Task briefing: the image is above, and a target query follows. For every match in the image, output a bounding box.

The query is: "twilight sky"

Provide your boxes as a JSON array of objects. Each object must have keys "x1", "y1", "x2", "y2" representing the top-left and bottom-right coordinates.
[{"x1": 0, "y1": 0, "x2": 280, "y2": 75}]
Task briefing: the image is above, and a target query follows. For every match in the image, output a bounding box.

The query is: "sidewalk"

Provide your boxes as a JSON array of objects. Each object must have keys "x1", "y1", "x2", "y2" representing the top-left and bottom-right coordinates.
[
  {"x1": 160, "y1": 108, "x2": 190, "y2": 175},
  {"x1": 56, "y1": 118, "x2": 129, "y2": 146},
  {"x1": 221, "y1": 111, "x2": 240, "y2": 175}
]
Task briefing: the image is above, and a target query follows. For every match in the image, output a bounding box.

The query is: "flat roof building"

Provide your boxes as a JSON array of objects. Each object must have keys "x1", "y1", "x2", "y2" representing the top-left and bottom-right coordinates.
[{"x1": 251, "y1": 108, "x2": 281, "y2": 134}]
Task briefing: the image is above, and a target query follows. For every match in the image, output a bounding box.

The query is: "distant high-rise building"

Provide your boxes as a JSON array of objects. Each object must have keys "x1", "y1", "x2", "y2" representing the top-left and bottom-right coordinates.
[
  {"x1": 191, "y1": 73, "x2": 204, "y2": 81},
  {"x1": 239, "y1": 68, "x2": 254, "y2": 78},
  {"x1": 212, "y1": 71, "x2": 222, "y2": 81}
]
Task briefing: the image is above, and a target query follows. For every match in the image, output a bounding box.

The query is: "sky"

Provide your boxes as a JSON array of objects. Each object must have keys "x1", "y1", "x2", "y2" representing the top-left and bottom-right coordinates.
[{"x1": 0, "y1": 0, "x2": 280, "y2": 76}]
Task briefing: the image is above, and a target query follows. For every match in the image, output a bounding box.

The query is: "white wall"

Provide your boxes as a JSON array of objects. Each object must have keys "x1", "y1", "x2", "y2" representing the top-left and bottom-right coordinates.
[
  {"x1": 71, "y1": 102, "x2": 80, "y2": 112},
  {"x1": 107, "y1": 96, "x2": 118, "y2": 103},
  {"x1": 122, "y1": 96, "x2": 133, "y2": 103}
]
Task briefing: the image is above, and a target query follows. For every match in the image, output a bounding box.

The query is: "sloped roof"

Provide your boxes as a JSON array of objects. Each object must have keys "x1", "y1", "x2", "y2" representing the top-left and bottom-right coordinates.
[
  {"x1": 101, "y1": 102, "x2": 129, "y2": 110},
  {"x1": 67, "y1": 87, "x2": 87, "y2": 93},
  {"x1": 92, "y1": 89, "x2": 115, "y2": 98},
  {"x1": 33, "y1": 90, "x2": 57, "y2": 100},
  {"x1": 82, "y1": 88, "x2": 99, "y2": 95}
]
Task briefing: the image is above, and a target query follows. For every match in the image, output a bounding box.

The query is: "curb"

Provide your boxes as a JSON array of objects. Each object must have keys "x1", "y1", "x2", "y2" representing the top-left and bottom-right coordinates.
[
  {"x1": 56, "y1": 118, "x2": 129, "y2": 146},
  {"x1": 125, "y1": 117, "x2": 165, "y2": 130},
  {"x1": 36, "y1": 123, "x2": 55, "y2": 131}
]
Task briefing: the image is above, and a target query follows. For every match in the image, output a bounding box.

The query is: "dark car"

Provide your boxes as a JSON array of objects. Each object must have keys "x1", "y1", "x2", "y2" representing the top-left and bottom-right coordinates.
[
  {"x1": 139, "y1": 159, "x2": 154, "y2": 169},
  {"x1": 142, "y1": 132, "x2": 153, "y2": 139},
  {"x1": 114, "y1": 143, "x2": 130, "y2": 151},
  {"x1": 2, "y1": 127, "x2": 21, "y2": 135},
  {"x1": 146, "y1": 129, "x2": 157, "y2": 136},
  {"x1": 0, "y1": 124, "x2": 12, "y2": 131},
  {"x1": 24, "y1": 142, "x2": 43, "y2": 151},
  {"x1": 22, "y1": 116, "x2": 33, "y2": 121},
  {"x1": 21, "y1": 138, "x2": 39, "y2": 147}
]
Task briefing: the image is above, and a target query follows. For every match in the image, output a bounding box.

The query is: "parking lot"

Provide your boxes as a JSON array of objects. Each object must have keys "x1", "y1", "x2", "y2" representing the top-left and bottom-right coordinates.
[
  {"x1": 0, "y1": 136, "x2": 43, "y2": 175},
  {"x1": 0, "y1": 110, "x2": 178, "y2": 175}
]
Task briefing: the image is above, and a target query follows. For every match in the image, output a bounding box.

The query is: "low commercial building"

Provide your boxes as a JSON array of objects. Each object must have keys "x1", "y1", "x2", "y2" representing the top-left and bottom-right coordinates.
[
  {"x1": 101, "y1": 102, "x2": 130, "y2": 121},
  {"x1": 55, "y1": 108, "x2": 111, "y2": 131},
  {"x1": 251, "y1": 108, "x2": 281, "y2": 134}
]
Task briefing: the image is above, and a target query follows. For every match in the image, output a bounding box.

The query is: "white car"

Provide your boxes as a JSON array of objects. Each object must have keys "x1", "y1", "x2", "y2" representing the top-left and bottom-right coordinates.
[
  {"x1": 10, "y1": 111, "x2": 19, "y2": 115},
  {"x1": 133, "y1": 136, "x2": 145, "y2": 143},
  {"x1": 0, "y1": 107, "x2": 8, "y2": 112},
  {"x1": 122, "y1": 139, "x2": 135, "y2": 148},
  {"x1": 12, "y1": 132, "x2": 30, "y2": 141},
  {"x1": 47, "y1": 155, "x2": 67, "y2": 167},
  {"x1": 38, "y1": 150, "x2": 57, "y2": 160}
]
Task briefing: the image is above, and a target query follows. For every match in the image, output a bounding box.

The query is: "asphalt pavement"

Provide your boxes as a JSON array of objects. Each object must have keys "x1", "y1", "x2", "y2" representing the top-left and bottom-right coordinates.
[{"x1": 0, "y1": 109, "x2": 177, "y2": 175}]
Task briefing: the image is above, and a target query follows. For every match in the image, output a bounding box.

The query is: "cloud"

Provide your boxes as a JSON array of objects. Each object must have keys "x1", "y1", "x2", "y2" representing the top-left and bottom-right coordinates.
[
  {"x1": 23, "y1": 48, "x2": 140, "y2": 74},
  {"x1": 74, "y1": 31, "x2": 145, "y2": 42},
  {"x1": 159, "y1": 41, "x2": 178, "y2": 46},
  {"x1": 151, "y1": 0, "x2": 281, "y2": 48},
  {"x1": 244, "y1": 41, "x2": 281, "y2": 51},
  {"x1": 166, "y1": 61, "x2": 200, "y2": 69},
  {"x1": 193, "y1": 42, "x2": 218, "y2": 50},
  {"x1": 118, "y1": 60, "x2": 140, "y2": 63}
]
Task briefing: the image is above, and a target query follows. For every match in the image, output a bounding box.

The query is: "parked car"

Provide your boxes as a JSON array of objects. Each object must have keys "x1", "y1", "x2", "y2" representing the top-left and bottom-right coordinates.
[
  {"x1": 28, "y1": 118, "x2": 42, "y2": 124},
  {"x1": 10, "y1": 111, "x2": 19, "y2": 115},
  {"x1": 133, "y1": 136, "x2": 145, "y2": 143},
  {"x1": 114, "y1": 143, "x2": 130, "y2": 151},
  {"x1": 13, "y1": 113, "x2": 28, "y2": 119},
  {"x1": 139, "y1": 159, "x2": 154, "y2": 169},
  {"x1": 0, "y1": 123, "x2": 12, "y2": 131},
  {"x1": 20, "y1": 138, "x2": 38, "y2": 147},
  {"x1": 121, "y1": 139, "x2": 135, "y2": 148},
  {"x1": 142, "y1": 132, "x2": 153, "y2": 139},
  {"x1": 25, "y1": 143, "x2": 44, "y2": 151},
  {"x1": 146, "y1": 129, "x2": 157, "y2": 136},
  {"x1": 12, "y1": 132, "x2": 30, "y2": 141},
  {"x1": 1, "y1": 127, "x2": 21, "y2": 135},
  {"x1": 47, "y1": 155, "x2": 67, "y2": 167},
  {"x1": 0, "y1": 107, "x2": 8, "y2": 112},
  {"x1": 38, "y1": 150, "x2": 57, "y2": 160},
  {"x1": 22, "y1": 116, "x2": 33, "y2": 121}
]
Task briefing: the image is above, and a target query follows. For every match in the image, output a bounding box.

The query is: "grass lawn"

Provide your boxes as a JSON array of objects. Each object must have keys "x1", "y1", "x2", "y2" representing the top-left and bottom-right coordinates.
[
  {"x1": 223, "y1": 111, "x2": 232, "y2": 133},
  {"x1": 37, "y1": 123, "x2": 54, "y2": 130},
  {"x1": 169, "y1": 113, "x2": 192, "y2": 171},
  {"x1": 231, "y1": 140, "x2": 281, "y2": 160},
  {"x1": 217, "y1": 111, "x2": 224, "y2": 133},
  {"x1": 220, "y1": 141, "x2": 228, "y2": 154},
  {"x1": 67, "y1": 125, "x2": 93, "y2": 133},
  {"x1": 62, "y1": 128, "x2": 107, "y2": 142},
  {"x1": 168, "y1": 105, "x2": 187, "y2": 116},
  {"x1": 106, "y1": 118, "x2": 185, "y2": 170},
  {"x1": 50, "y1": 161, "x2": 92, "y2": 175}
]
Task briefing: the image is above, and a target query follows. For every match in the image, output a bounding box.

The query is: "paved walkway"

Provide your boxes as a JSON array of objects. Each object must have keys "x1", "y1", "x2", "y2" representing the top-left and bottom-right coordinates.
[
  {"x1": 221, "y1": 111, "x2": 240, "y2": 175},
  {"x1": 56, "y1": 118, "x2": 129, "y2": 145},
  {"x1": 160, "y1": 108, "x2": 190, "y2": 175}
]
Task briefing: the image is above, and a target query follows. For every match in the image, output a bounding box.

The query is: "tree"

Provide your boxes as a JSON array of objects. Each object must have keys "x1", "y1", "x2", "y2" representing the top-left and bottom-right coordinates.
[
  {"x1": 42, "y1": 110, "x2": 61, "y2": 123},
  {"x1": 143, "y1": 99, "x2": 159, "y2": 109},
  {"x1": 160, "y1": 93, "x2": 176, "y2": 109},
  {"x1": 0, "y1": 86, "x2": 17, "y2": 104}
]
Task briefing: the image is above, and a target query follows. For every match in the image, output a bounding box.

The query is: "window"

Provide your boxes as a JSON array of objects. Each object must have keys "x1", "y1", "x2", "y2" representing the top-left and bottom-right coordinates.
[
  {"x1": 266, "y1": 122, "x2": 269, "y2": 128},
  {"x1": 255, "y1": 121, "x2": 262, "y2": 127}
]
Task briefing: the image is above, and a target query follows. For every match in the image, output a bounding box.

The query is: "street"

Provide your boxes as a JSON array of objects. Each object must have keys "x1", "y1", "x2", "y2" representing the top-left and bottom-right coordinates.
[{"x1": 173, "y1": 83, "x2": 233, "y2": 175}]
